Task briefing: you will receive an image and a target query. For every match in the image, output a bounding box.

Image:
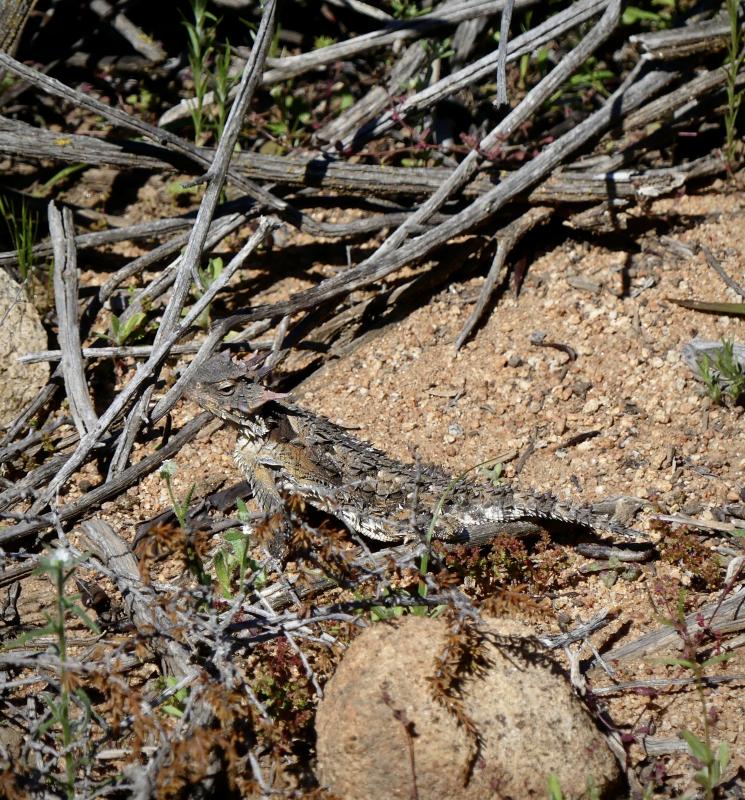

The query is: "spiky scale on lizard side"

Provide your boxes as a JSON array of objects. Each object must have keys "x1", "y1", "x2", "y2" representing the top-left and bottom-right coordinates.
[{"x1": 185, "y1": 354, "x2": 643, "y2": 544}]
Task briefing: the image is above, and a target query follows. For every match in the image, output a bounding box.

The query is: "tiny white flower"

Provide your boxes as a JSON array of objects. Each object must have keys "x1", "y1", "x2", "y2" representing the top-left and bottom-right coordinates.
[
  {"x1": 159, "y1": 460, "x2": 177, "y2": 479},
  {"x1": 48, "y1": 547, "x2": 73, "y2": 567}
]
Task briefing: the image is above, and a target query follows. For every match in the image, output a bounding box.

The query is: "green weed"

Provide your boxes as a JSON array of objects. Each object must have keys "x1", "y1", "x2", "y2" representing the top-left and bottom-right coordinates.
[
  {"x1": 547, "y1": 772, "x2": 602, "y2": 800},
  {"x1": 183, "y1": 0, "x2": 238, "y2": 143},
  {"x1": 2, "y1": 549, "x2": 99, "y2": 799},
  {"x1": 0, "y1": 193, "x2": 38, "y2": 284},
  {"x1": 35, "y1": 164, "x2": 88, "y2": 196},
  {"x1": 158, "y1": 460, "x2": 208, "y2": 585},
  {"x1": 166, "y1": 179, "x2": 199, "y2": 198},
  {"x1": 158, "y1": 676, "x2": 190, "y2": 719},
  {"x1": 391, "y1": 0, "x2": 427, "y2": 19},
  {"x1": 184, "y1": 0, "x2": 217, "y2": 143},
  {"x1": 622, "y1": 0, "x2": 674, "y2": 28},
  {"x1": 699, "y1": 339, "x2": 745, "y2": 405},
  {"x1": 313, "y1": 35, "x2": 336, "y2": 50},
  {"x1": 679, "y1": 731, "x2": 730, "y2": 798},
  {"x1": 479, "y1": 460, "x2": 503, "y2": 487},
  {"x1": 108, "y1": 310, "x2": 147, "y2": 346},
  {"x1": 188, "y1": 255, "x2": 223, "y2": 329},
  {"x1": 654, "y1": 590, "x2": 734, "y2": 799},
  {"x1": 125, "y1": 86, "x2": 154, "y2": 115},
  {"x1": 265, "y1": 82, "x2": 312, "y2": 148},
  {"x1": 212, "y1": 43, "x2": 236, "y2": 141},
  {"x1": 214, "y1": 499, "x2": 266, "y2": 597},
  {"x1": 724, "y1": 0, "x2": 745, "y2": 169}
]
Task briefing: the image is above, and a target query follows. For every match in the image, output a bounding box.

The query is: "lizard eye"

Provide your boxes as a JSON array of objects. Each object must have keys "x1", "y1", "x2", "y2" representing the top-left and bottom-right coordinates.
[{"x1": 216, "y1": 382, "x2": 233, "y2": 396}]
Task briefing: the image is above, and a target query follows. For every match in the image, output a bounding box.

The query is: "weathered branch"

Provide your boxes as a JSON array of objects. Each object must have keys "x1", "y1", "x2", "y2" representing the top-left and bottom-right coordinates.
[{"x1": 50, "y1": 203, "x2": 98, "y2": 437}]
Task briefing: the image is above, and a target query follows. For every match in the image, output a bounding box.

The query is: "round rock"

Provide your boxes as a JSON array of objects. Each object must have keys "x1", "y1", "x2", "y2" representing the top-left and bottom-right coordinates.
[
  {"x1": 0, "y1": 269, "x2": 49, "y2": 426},
  {"x1": 315, "y1": 615, "x2": 622, "y2": 799}
]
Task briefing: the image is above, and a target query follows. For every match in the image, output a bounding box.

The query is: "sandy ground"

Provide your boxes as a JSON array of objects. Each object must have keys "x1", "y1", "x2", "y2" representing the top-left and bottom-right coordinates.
[
  {"x1": 151, "y1": 183, "x2": 745, "y2": 794},
  {"x1": 9, "y1": 180, "x2": 745, "y2": 795}
]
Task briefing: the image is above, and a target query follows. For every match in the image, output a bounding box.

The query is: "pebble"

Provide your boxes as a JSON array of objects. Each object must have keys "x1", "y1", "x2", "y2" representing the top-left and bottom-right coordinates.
[
  {"x1": 583, "y1": 398, "x2": 600, "y2": 414},
  {"x1": 653, "y1": 408, "x2": 671, "y2": 423}
]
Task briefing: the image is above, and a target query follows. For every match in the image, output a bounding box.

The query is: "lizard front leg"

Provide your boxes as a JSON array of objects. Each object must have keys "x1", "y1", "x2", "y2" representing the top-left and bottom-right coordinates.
[{"x1": 234, "y1": 437, "x2": 291, "y2": 560}]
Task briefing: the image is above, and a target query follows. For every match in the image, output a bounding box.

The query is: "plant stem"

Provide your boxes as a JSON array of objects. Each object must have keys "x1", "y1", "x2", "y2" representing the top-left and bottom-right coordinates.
[{"x1": 53, "y1": 560, "x2": 75, "y2": 798}]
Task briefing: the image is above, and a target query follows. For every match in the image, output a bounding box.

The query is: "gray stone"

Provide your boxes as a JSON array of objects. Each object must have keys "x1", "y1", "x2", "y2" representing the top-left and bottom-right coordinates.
[{"x1": 0, "y1": 269, "x2": 49, "y2": 426}]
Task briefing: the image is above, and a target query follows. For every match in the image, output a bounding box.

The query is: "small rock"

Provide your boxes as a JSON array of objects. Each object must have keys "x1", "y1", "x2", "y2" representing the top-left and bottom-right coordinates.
[
  {"x1": 567, "y1": 274, "x2": 602, "y2": 294},
  {"x1": 572, "y1": 380, "x2": 593, "y2": 399},
  {"x1": 0, "y1": 270, "x2": 49, "y2": 426},
  {"x1": 315, "y1": 616, "x2": 623, "y2": 799},
  {"x1": 653, "y1": 408, "x2": 670, "y2": 424}
]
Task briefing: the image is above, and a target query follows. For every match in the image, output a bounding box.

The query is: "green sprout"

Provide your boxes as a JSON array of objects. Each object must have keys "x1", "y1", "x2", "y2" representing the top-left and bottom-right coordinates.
[
  {"x1": 0, "y1": 193, "x2": 39, "y2": 284},
  {"x1": 214, "y1": 499, "x2": 265, "y2": 597},
  {"x1": 184, "y1": 0, "x2": 217, "y2": 142},
  {"x1": 724, "y1": 0, "x2": 745, "y2": 170},
  {"x1": 3, "y1": 549, "x2": 100, "y2": 799},
  {"x1": 109, "y1": 310, "x2": 147, "y2": 346},
  {"x1": 699, "y1": 340, "x2": 745, "y2": 405}
]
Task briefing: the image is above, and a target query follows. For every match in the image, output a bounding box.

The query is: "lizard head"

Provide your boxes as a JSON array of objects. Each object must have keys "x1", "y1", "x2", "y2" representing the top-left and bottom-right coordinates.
[{"x1": 185, "y1": 353, "x2": 288, "y2": 424}]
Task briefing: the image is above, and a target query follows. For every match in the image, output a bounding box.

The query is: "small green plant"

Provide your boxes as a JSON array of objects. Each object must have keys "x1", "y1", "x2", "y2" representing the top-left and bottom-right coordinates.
[
  {"x1": 724, "y1": 0, "x2": 745, "y2": 170},
  {"x1": 514, "y1": 9, "x2": 535, "y2": 92},
  {"x1": 369, "y1": 601, "x2": 407, "y2": 622},
  {"x1": 187, "y1": 255, "x2": 223, "y2": 329},
  {"x1": 214, "y1": 529, "x2": 249, "y2": 597},
  {"x1": 700, "y1": 350, "x2": 723, "y2": 404},
  {"x1": 2, "y1": 548, "x2": 100, "y2": 799},
  {"x1": 35, "y1": 164, "x2": 89, "y2": 197},
  {"x1": 479, "y1": 460, "x2": 503, "y2": 487},
  {"x1": 679, "y1": 731, "x2": 730, "y2": 798},
  {"x1": 547, "y1": 772, "x2": 564, "y2": 800},
  {"x1": 622, "y1": 0, "x2": 674, "y2": 28},
  {"x1": 654, "y1": 590, "x2": 733, "y2": 799},
  {"x1": 214, "y1": 500, "x2": 266, "y2": 597},
  {"x1": 547, "y1": 772, "x2": 602, "y2": 800},
  {"x1": 568, "y1": 57, "x2": 614, "y2": 97},
  {"x1": 212, "y1": 43, "x2": 236, "y2": 141},
  {"x1": 513, "y1": 9, "x2": 557, "y2": 92},
  {"x1": 183, "y1": 0, "x2": 238, "y2": 143},
  {"x1": 125, "y1": 86, "x2": 154, "y2": 115},
  {"x1": 160, "y1": 459, "x2": 194, "y2": 528},
  {"x1": 425, "y1": 36, "x2": 454, "y2": 64},
  {"x1": 159, "y1": 676, "x2": 190, "y2": 719},
  {"x1": 699, "y1": 339, "x2": 745, "y2": 405},
  {"x1": 109, "y1": 310, "x2": 147, "y2": 346},
  {"x1": 184, "y1": 0, "x2": 217, "y2": 143},
  {"x1": 166, "y1": 179, "x2": 200, "y2": 198},
  {"x1": 265, "y1": 82, "x2": 312, "y2": 147},
  {"x1": 313, "y1": 35, "x2": 336, "y2": 50},
  {"x1": 391, "y1": 0, "x2": 427, "y2": 19},
  {"x1": 0, "y1": 193, "x2": 39, "y2": 284}
]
